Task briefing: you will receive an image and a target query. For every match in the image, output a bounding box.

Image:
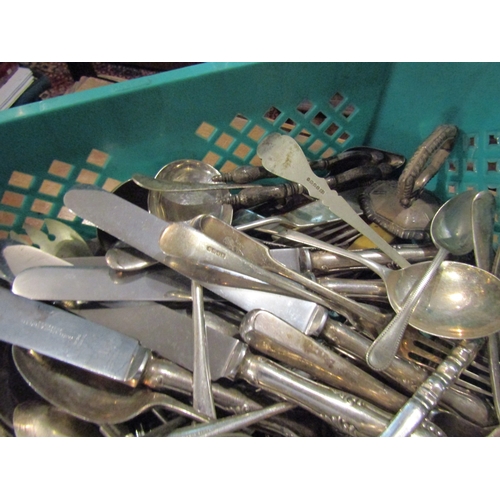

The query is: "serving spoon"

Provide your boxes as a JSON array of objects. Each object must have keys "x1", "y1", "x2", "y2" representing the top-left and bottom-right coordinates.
[
  {"x1": 366, "y1": 189, "x2": 477, "y2": 370},
  {"x1": 272, "y1": 218, "x2": 500, "y2": 342}
]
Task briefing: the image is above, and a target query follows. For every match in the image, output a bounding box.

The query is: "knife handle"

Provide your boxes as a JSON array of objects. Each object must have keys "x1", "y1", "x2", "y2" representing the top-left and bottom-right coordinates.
[
  {"x1": 236, "y1": 353, "x2": 442, "y2": 437},
  {"x1": 142, "y1": 358, "x2": 261, "y2": 414},
  {"x1": 308, "y1": 246, "x2": 438, "y2": 274},
  {"x1": 142, "y1": 358, "x2": 305, "y2": 436},
  {"x1": 239, "y1": 310, "x2": 407, "y2": 413}
]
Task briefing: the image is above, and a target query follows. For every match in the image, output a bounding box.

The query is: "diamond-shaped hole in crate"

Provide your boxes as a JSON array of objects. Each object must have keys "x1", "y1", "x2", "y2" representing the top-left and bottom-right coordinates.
[
  {"x1": 215, "y1": 132, "x2": 236, "y2": 151},
  {"x1": 264, "y1": 106, "x2": 282, "y2": 124},
  {"x1": 329, "y1": 92, "x2": 345, "y2": 109},
  {"x1": 295, "y1": 128, "x2": 312, "y2": 145},
  {"x1": 0, "y1": 210, "x2": 16, "y2": 227},
  {"x1": 76, "y1": 169, "x2": 100, "y2": 185},
  {"x1": 296, "y1": 99, "x2": 314, "y2": 115},
  {"x1": 336, "y1": 131, "x2": 351, "y2": 145},
  {"x1": 308, "y1": 139, "x2": 325, "y2": 154},
  {"x1": 322, "y1": 147, "x2": 336, "y2": 158},
  {"x1": 1, "y1": 191, "x2": 25, "y2": 209},
  {"x1": 39, "y1": 180, "x2": 63, "y2": 197},
  {"x1": 86, "y1": 149, "x2": 109, "y2": 168},
  {"x1": 203, "y1": 151, "x2": 221, "y2": 167},
  {"x1": 230, "y1": 114, "x2": 249, "y2": 132},
  {"x1": 57, "y1": 206, "x2": 77, "y2": 222},
  {"x1": 48, "y1": 160, "x2": 73, "y2": 179},
  {"x1": 466, "y1": 161, "x2": 476, "y2": 172},
  {"x1": 247, "y1": 124, "x2": 266, "y2": 143},
  {"x1": 280, "y1": 118, "x2": 297, "y2": 134},
  {"x1": 8, "y1": 171, "x2": 35, "y2": 189},
  {"x1": 311, "y1": 112, "x2": 327, "y2": 127},
  {"x1": 448, "y1": 160, "x2": 458, "y2": 172},
  {"x1": 467, "y1": 135, "x2": 478, "y2": 149},
  {"x1": 341, "y1": 104, "x2": 357, "y2": 120},
  {"x1": 220, "y1": 161, "x2": 239, "y2": 173},
  {"x1": 31, "y1": 198, "x2": 54, "y2": 216},
  {"x1": 489, "y1": 134, "x2": 499, "y2": 145},
  {"x1": 102, "y1": 177, "x2": 122, "y2": 192},
  {"x1": 324, "y1": 122, "x2": 341, "y2": 137},
  {"x1": 488, "y1": 161, "x2": 498, "y2": 172},
  {"x1": 196, "y1": 122, "x2": 217, "y2": 141},
  {"x1": 233, "y1": 142, "x2": 253, "y2": 160}
]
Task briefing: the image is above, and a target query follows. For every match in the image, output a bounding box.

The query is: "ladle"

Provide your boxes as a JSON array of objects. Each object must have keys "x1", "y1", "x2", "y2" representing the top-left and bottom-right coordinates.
[
  {"x1": 13, "y1": 400, "x2": 101, "y2": 437},
  {"x1": 272, "y1": 216, "x2": 500, "y2": 341},
  {"x1": 12, "y1": 347, "x2": 210, "y2": 426},
  {"x1": 366, "y1": 189, "x2": 477, "y2": 371},
  {"x1": 106, "y1": 160, "x2": 234, "y2": 271}
]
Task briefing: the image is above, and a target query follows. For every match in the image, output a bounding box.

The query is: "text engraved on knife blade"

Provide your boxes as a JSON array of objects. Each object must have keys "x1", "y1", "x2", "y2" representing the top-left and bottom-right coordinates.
[
  {"x1": 206, "y1": 246, "x2": 226, "y2": 259},
  {"x1": 19, "y1": 317, "x2": 85, "y2": 348}
]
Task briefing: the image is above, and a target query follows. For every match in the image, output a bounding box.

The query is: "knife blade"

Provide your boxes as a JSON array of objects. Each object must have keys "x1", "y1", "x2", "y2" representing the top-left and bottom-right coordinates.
[
  {"x1": 0, "y1": 286, "x2": 149, "y2": 385},
  {"x1": 8, "y1": 246, "x2": 328, "y2": 336},
  {"x1": 0, "y1": 287, "x2": 440, "y2": 436},
  {"x1": 62, "y1": 185, "x2": 338, "y2": 309},
  {"x1": 0, "y1": 288, "x2": 271, "y2": 416}
]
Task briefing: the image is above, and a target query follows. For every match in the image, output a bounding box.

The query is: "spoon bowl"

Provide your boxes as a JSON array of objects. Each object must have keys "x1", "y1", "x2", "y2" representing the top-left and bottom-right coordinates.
[
  {"x1": 13, "y1": 400, "x2": 101, "y2": 437},
  {"x1": 12, "y1": 347, "x2": 209, "y2": 426},
  {"x1": 385, "y1": 260, "x2": 500, "y2": 339}
]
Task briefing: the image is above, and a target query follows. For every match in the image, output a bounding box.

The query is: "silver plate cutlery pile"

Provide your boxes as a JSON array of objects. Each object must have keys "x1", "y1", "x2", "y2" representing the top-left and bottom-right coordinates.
[{"x1": 1, "y1": 126, "x2": 499, "y2": 437}]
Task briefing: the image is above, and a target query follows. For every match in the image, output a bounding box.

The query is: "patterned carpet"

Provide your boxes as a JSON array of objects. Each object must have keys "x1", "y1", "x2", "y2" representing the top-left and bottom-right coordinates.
[{"x1": 26, "y1": 62, "x2": 197, "y2": 99}]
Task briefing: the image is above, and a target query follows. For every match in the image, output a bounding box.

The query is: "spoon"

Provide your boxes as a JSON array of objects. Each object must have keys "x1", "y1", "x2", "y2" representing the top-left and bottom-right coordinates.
[
  {"x1": 13, "y1": 400, "x2": 101, "y2": 437},
  {"x1": 257, "y1": 132, "x2": 411, "y2": 269},
  {"x1": 12, "y1": 347, "x2": 210, "y2": 426},
  {"x1": 366, "y1": 189, "x2": 477, "y2": 370},
  {"x1": 272, "y1": 221, "x2": 500, "y2": 341}
]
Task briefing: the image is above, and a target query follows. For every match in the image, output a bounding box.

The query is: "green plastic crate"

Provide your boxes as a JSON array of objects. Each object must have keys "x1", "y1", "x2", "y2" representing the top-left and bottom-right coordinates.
[{"x1": 1, "y1": 62, "x2": 499, "y2": 245}]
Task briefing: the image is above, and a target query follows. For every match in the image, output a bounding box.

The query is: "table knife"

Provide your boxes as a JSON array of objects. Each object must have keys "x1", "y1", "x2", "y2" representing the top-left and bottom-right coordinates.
[{"x1": 0, "y1": 287, "x2": 441, "y2": 436}]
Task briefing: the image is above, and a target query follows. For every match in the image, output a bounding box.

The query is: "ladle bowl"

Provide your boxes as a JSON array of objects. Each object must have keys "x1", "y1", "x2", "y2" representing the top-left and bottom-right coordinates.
[
  {"x1": 275, "y1": 225, "x2": 500, "y2": 339},
  {"x1": 148, "y1": 159, "x2": 233, "y2": 223}
]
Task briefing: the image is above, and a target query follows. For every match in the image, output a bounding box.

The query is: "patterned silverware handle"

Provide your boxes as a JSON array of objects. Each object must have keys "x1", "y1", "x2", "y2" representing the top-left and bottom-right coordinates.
[
  {"x1": 238, "y1": 353, "x2": 444, "y2": 437},
  {"x1": 321, "y1": 319, "x2": 496, "y2": 427},
  {"x1": 381, "y1": 338, "x2": 484, "y2": 437}
]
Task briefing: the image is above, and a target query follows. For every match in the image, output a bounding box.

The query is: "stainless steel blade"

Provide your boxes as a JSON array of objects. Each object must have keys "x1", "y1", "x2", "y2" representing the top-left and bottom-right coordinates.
[
  {"x1": 64, "y1": 185, "x2": 334, "y2": 307},
  {"x1": 12, "y1": 266, "x2": 194, "y2": 302},
  {"x1": 6, "y1": 242, "x2": 328, "y2": 336},
  {"x1": 0, "y1": 287, "x2": 150, "y2": 385},
  {"x1": 73, "y1": 302, "x2": 246, "y2": 381}
]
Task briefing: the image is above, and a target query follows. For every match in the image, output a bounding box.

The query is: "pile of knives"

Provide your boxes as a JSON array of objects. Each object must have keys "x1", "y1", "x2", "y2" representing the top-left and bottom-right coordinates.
[{"x1": 0, "y1": 132, "x2": 499, "y2": 438}]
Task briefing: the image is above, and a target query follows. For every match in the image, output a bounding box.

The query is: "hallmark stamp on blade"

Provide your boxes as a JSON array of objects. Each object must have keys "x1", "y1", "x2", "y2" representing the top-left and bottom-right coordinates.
[
  {"x1": 206, "y1": 246, "x2": 226, "y2": 259},
  {"x1": 306, "y1": 177, "x2": 325, "y2": 195}
]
